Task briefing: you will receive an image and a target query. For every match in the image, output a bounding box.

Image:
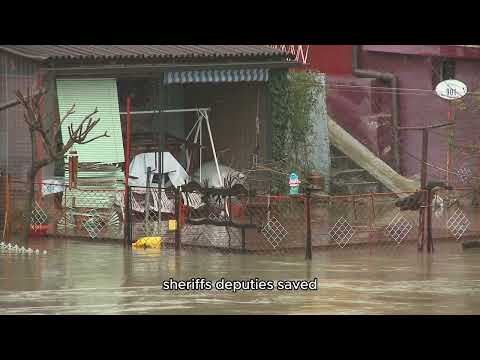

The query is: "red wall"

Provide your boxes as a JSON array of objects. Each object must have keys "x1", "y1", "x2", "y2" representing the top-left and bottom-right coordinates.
[{"x1": 306, "y1": 45, "x2": 352, "y2": 75}]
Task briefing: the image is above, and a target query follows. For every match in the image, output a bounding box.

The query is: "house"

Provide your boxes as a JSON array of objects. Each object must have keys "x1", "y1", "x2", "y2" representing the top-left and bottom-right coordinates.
[
  {"x1": 0, "y1": 45, "x2": 297, "y2": 233},
  {"x1": 276, "y1": 45, "x2": 480, "y2": 192}
]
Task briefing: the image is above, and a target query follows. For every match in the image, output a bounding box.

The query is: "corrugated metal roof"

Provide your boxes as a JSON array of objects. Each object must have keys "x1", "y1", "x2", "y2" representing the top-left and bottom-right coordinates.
[{"x1": 0, "y1": 45, "x2": 293, "y2": 62}]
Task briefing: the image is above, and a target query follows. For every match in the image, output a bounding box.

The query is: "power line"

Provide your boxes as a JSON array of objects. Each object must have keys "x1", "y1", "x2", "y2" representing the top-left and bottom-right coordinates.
[
  {"x1": 289, "y1": 80, "x2": 480, "y2": 97},
  {"x1": 403, "y1": 149, "x2": 479, "y2": 182}
]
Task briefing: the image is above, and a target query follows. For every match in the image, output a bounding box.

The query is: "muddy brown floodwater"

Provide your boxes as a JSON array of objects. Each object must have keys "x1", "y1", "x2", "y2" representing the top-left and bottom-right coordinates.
[{"x1": 1, "y1": 237, "x2": 480, "y2": 314}]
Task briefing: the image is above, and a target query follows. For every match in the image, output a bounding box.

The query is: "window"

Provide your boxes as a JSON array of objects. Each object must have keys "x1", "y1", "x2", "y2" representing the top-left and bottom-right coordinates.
[
  {"x1": 432, "y1": 58, "x2": 456, "y2": 88},
  {"x1": 442, "y1": 60, "x2": 456, "y2": 80}
]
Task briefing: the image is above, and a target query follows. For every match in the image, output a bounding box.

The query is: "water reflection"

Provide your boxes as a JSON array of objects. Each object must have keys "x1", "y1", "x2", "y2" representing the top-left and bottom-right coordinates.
[{"x1": 1, "y1": 239, "x2": 480, "y2": 314}]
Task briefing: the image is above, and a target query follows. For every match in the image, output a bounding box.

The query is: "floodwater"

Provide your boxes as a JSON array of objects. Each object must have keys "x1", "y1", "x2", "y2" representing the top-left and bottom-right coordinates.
[{"x1": 1, "y1": 238, "x2": 480, "y2": 314}]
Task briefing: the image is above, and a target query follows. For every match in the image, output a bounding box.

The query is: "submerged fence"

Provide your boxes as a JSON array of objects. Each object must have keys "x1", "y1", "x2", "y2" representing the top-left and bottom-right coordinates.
[{"x1": 1, "y1": 180, "x2": 476, "y2": 257}]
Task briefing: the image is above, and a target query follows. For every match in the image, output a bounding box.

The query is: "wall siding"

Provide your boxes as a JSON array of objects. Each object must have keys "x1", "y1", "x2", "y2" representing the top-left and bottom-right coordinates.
[
  {"x1": 183, "y1": 82, "x2": 269, "y2": 171},
  {"x1": 0, "y1": 51, "x2": 40, "y2": 217}
]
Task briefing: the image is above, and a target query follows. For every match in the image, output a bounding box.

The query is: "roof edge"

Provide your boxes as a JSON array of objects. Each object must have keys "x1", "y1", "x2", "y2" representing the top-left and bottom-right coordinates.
[{"x1": 0, "y1": 46, "x2": 47, "y2": 61}]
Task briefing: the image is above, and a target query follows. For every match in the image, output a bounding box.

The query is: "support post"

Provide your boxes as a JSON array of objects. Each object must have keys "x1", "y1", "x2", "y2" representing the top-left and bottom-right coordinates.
[
  {"x1": 203, "y1": 110, "x2": 223, "y2": 188},
  {"x1": 419, "y1": 128, "x2": 428, "y2": 252},
  {"x1": 398, "y1": 122, "x2": 454, "y2": 252},
  {"x1": 446, "y1": 103, "x2": 455, "y2": 186},
  {"x1": 369, "y1": 193, "x2": 375, "y2": 255},
  {"x1": 124, "y1": 96, "x2": 132, "y2": 245},
  {"x1": 126, "y1": 186, "x2": 132, "y2": 247},
  {"x1": 426, "y1": 188, "x2": 434, "y2": 253},
  {"x1": 175, "y1": 186, "x2": 181, "y2": 250},
  {"x1": 145, "y1": 167, "x2": 152, "y2": 235},
  {"x1": 305, "y1": 187, "x2": 312, "y2": 260},
  {"x1": 199, "y1": 115, "x2": 202, "y2": 183},
  {"x1": 241, "y1": 227, "x2": 246, "y2": 253},
  {"x1": 158, "y1": 139, "x2": 164, "y2": 232}
]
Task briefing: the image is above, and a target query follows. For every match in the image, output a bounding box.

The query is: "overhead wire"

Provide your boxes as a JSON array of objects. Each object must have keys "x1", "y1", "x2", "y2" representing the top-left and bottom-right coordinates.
[
  {"x1": 288, "y1": 80, "x2": 480, "y2": 96},
  {"x1": 403, "y1": 149, "x2": 480, "y2": 182}
]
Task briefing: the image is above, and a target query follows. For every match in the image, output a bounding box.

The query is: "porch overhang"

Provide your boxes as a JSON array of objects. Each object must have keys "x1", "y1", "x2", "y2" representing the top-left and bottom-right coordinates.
[
  {"x1": 42, "y1": 61, "x2": 296, "y2": 78},
  {"x1": 164, "y1": 68, "x2": 269, "y2": 85}
]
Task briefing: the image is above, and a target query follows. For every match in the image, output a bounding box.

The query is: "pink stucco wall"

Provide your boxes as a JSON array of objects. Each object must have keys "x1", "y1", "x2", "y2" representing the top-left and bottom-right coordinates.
[{"x1": 306, "y1": 45, "x2": 480, "y2": 183}]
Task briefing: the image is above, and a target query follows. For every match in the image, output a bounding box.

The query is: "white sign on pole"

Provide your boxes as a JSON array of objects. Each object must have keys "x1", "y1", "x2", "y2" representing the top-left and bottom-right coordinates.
[{"x1": 435, "y1": 79, "x2": 468, "y2": 100}]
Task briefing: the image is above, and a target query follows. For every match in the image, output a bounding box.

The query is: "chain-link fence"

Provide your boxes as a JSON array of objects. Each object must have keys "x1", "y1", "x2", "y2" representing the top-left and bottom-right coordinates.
[
  {"x1": 127, "y1": 186, "x2": 178, "y2": 246},
  {"x1": 3, "y1": 179, "x2": 475, "y2": 258},
  {"x1": 179, "y1": 192, "x2": 306, "y2": 254},
  {"x1": 308, "y1": 191, "x2": 424, "y2": 255},
  {"x1": 429, "y1": 188, "x2": 480, "y2": 249},
  {"x1": 2, "y1": 181, "x2": 125, "y2": 241}
]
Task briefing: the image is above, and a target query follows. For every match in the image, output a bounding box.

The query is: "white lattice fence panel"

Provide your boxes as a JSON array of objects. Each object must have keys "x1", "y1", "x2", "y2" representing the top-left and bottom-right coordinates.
[
  {"x1": 81, "y1": 209, "x2": 105, "y2": 239},
  {"x1": 31, "y1": 201, "x2": 48, "y2": 231},
  {"x1": 329, "y1": 217, "x2": 355, "y2": 248},
  {"x1": 385, "y1": 212, "x2": 413, "y2": 245},
  {"x1": 261, "y1": 216, "x2": 287, "y2": 249},
  {"x1": 447, "y1": 207, "x2": 470, "y2": 240}
]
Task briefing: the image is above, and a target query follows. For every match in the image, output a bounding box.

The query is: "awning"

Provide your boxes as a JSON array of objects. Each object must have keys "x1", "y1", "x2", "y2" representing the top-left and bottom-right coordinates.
[{"x1": 164, "y1": 68, "x2": 269, "y2": 85}]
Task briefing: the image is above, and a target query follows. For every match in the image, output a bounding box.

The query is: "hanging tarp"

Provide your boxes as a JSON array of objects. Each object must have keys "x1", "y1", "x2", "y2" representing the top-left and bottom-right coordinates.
[
  {"x1": 129, "y1": 152, "x2": 189, "y2": 188},
  {"x1": 192, "y1": 161, "x2": 245, "y2": 188},
  {"x1": 56, "y1": 78, "x2": 124, "y2": 164},
  {"x1": 164, "y1": 68, "x2": 269, "y2": 85}
]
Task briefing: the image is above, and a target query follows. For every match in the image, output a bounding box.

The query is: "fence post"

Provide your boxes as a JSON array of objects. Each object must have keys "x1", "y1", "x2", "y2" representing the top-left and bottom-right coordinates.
[
  {"x1": 369, "y1": 193, "x2": 375, "y2": 255},
  {"x1": 305, "y1": 187, "x2": 312, "y2": 260},
  {"x1": 175, "y1": 186, "x2": 181, "y2": 250},
  {"x1": 124, "y1": 186, "x2": 128, "y2": 247},
  {"x1": 418, "y1": 190, "x2": 425, "y2": 252},
  {"x1": 241, "y1": 227, "x2": 246, "y2": 253},
  {"x1": 125, "y1": 186, "x2": 132, "y2": 247},
  {"x1": 426, "y1": 189, "x2": 434, "y2": 253},
  {"x1": 61, "y1": 186, "x2": 65, "y2": 235},
  {"x1": 145, "y1": 167, "x2": 152, "y2": 235}
]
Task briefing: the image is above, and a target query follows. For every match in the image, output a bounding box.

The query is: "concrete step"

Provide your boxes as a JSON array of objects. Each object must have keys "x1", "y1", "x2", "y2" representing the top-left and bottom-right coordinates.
[
  {"x1": 331, "y1": 180, "x2": 380, "y2": 195},
  {"x1": 330, "y1": 150, "x2": 359, "y2": 171},
  {"x1": 332, "y1": 169, "x2": 374, "y2": 184},
  {"x1": 332, "y1": 168, "x2": 367, "y2": 176},
  {"x1": 329, "y1": 144, "x2": 386, "y2": 194}
]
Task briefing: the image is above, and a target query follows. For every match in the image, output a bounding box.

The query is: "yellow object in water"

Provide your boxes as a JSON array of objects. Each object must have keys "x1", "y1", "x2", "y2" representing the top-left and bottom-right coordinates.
[
  {"x1": 168, "y1": 220, "x2": 177, "y2": 231},
  {"x1": 132, "y1": 236, "x2": 162, "y2": 249}
]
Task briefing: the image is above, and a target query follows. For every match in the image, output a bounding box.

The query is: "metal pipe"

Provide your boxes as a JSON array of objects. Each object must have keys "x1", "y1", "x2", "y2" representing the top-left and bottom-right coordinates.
[
  {"x1": 204, "y1": 112, "x2": 224, "y2": 188},
  {"x1": 119, "y1": 108, "x2": 211, "y2": 115},
  {"x1": 352, "y1": 45, "x2": 400, "y2": 172},
  {"x1": 398, "y1": 122, "x2": 454, "y2": 131}
]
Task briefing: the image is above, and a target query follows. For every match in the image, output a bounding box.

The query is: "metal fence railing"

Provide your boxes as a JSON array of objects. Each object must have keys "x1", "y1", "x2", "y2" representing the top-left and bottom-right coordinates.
[
  {"x1": 2, "y1": 180, "x2": 473, "y2": 258},
  {"x1": 309, "y1": 191, "x2": 424, "y2": 255}
]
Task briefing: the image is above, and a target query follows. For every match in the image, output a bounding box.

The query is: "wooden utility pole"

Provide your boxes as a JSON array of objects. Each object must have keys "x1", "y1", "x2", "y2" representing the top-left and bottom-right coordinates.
[{"x1": 398, "y1": 122, "x2": 454, "y2": 253}]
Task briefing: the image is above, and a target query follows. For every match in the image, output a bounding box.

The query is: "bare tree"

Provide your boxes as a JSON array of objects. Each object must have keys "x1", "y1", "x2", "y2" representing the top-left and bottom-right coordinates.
[{"x1": 16, "y1": 89, "x2": 109, "y2": 241}]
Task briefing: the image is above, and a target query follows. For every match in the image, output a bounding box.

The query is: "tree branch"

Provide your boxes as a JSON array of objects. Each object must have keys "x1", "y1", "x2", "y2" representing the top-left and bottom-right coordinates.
[
  {"x1": 47, "y1": 104, "x2": 75, "y2": 136},
  {"x1": 17, "y1": 89, "x2": 109, "y2": 178},
  {"x1": 78, "y1": 131, "x2": 109, "y2": 144}
]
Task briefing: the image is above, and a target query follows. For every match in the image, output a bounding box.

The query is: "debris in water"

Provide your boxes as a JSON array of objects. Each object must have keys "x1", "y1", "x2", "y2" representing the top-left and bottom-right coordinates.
[{"x1": 462, "y1": 240, "x2": 480, "y2": 249}]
